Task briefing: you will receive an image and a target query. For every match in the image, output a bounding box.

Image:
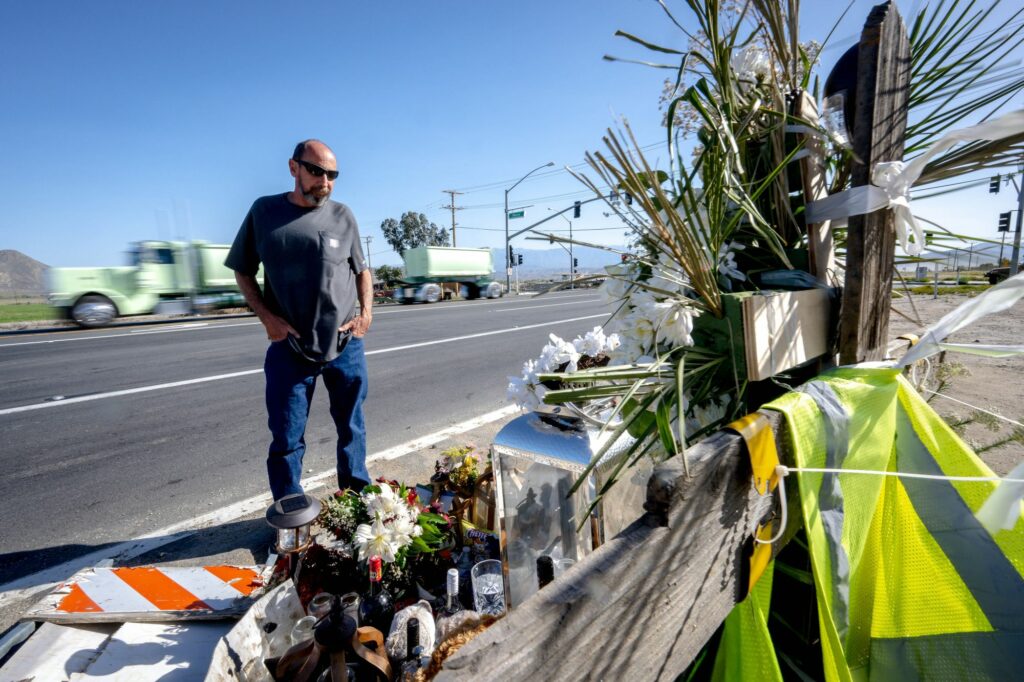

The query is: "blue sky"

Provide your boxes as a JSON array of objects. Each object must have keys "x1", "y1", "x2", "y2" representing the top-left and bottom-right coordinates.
[{"x1": 1, "y1": 1, "x2": 1021, "y2": 269}]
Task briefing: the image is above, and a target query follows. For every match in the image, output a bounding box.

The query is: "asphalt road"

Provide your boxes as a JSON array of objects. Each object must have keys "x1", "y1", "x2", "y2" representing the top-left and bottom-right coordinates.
[{"x1": 0, "y1": 291, "x2": 608, "y2": 586}]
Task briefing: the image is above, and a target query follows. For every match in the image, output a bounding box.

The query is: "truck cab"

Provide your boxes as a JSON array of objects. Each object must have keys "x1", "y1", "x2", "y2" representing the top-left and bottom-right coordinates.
[{"x1": 47, "y1": 240, "x2": 249, "y2": 327}]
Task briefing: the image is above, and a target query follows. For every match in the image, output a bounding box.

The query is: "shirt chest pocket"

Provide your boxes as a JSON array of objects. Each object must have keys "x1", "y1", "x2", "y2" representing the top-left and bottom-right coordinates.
[{"x1": 318, "y1": 231, "x2": 346, "y2": 266}]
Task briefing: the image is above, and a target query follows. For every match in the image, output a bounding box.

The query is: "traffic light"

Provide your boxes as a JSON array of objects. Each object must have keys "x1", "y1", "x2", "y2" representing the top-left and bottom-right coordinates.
[
  {"x1": 573, "y1": 201, "x2": 581, "y2": 219},
  {"x1": 508, "y1": 245, "x2": 514, "y2": 265},
  {"x1": 517, "y1": 254, "x2": 523, "y2": 265},
  {"x1": 990, "y1": 175, "x2": 1001, "y2": 194},
  {"x1": 999, "y1": 212, "x2": 1012, "y2": 232},
  {"x1": 573, "y1": 258, "x2": 578, "y2": 269}
]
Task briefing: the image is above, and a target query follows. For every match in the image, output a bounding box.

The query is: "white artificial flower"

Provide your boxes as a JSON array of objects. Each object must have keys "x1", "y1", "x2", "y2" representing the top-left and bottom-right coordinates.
[
  {"x1": 538, "y1": 334, "x2": 580, "y2": 373},
  {"x1": 686, "y1": 395, "x2": 731, "y2": 438},
  {"x1": 604, "y1": 333, "x2": 621, "y2": 352},
  {"x1": 650, "y1": 299, "x2": 697, "y2": 348},
  {"x1": 717, "y1": 241, "x2": 747, "y2": 282},
  {"x1": 388, "y1": 509, "x2": 421, "y2": 546},
  {"x1": 730, "y1": 45, "x2": 771, "y2": 85},
  {"x1": 599, "y1": 264, "x2": 636, "y2": 305},
  {"x1": 354, "y1": 513, "x2": 399, "y2": 563},
  {"x1": 521, "y1": 358, "x2": 540, "y2": 385},
  {"x1": 573, "y1": 326, "x2": 608, "y2": 357},
  {"x1": 507, "y1": 375, "x2": 532, "y2": 410},
  {"x1": 607, "y1": 333, "x2": 646, "y2": 366},
  {"x1": 362, "y1": 482, "x2": 401, "y2": 520}
]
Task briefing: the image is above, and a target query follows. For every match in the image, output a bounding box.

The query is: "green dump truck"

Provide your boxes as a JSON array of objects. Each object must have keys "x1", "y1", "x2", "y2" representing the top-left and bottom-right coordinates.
[
  {"x1": 394, "y1": 246, "x2": 503, "y2": 303},
  {"x1": 47, "y1": 240, "x2": 251, "y2": 327}
]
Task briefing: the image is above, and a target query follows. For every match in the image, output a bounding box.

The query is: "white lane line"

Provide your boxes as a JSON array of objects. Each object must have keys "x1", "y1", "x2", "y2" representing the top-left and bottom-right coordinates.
[
  {"x1": 0, "y1": 405, "x2": 519, "y2": 607},
  {"x1": 129, "y1": 322, "x2": 208, "y2": 333},
  {"x1": 0, "y1": 321, "x2": 261, "y2": 348},
  {"x1": 0, "y1": 313, "x2": 606, "y2": 416},
  {"x1": 0, "y1": 294, "x2": 598, "y2": 347},
  {"x1": 0, "y1": 369, "x2": 263, "y2": 416},
  {"x1": 498, "y1": 299, "x2": 598, "y2": 312},
  {"x1": 372, "y1": 292, "x2": 598, "y2": 316},
  {"x1": 361, "y1": 313, "x2": 605, "y2": 356}
]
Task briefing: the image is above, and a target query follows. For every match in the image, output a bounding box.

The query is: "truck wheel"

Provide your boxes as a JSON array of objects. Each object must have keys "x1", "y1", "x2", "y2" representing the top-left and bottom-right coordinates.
[
  {"x1": 485, "y1": 282, "x2": 502, "y2": 299},
  {"x1": 423, "y1": 284, "x2": 442, "y2": 304},
  {"x1": 462, "y1": 284, "x2": 480, "y2": 300},
  {"x1": 71, "y1": 295, "x2": 117, "y2": 328}
]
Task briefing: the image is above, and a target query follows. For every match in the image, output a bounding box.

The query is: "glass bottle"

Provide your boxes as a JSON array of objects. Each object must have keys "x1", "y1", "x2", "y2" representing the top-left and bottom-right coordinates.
[
  {"x1": 440, "y1": 568, "x2": 463, "y2": 617},
  {"x1": 456, "y1": 546, "x2": 474, "y2": 609},
  {"x1": 536, "y1": 554, "x2": 555, "y2": 590},
  {"x1": 399, "y1": 617, "x2": 420, "y2": 680},
  {"x1": 358, "y1": 556, "x2": 395, "y2": 635}
]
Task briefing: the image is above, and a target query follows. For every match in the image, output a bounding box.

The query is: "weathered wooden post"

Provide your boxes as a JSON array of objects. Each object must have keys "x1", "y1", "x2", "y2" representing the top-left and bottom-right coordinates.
[{"x1": 839, "y1": 1, "x2": 911, "y2": 363}]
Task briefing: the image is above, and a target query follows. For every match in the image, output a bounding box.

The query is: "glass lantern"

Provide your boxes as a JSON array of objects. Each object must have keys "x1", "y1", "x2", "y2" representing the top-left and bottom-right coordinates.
[{"x1": 490, "y1": 409, "x2": 651, "y2": 609}]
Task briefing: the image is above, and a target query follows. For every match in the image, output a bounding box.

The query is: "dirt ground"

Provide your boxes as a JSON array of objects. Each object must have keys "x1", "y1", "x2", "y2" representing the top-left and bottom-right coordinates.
[{"x1": 888, "y1": 291, "x2": 1024, "y2": 475}]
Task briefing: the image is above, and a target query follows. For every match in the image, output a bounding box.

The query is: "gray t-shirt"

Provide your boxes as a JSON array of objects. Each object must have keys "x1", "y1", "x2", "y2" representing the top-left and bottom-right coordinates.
[{"x1": 225, "y1": 193, "x2": 367, "y2": 362}]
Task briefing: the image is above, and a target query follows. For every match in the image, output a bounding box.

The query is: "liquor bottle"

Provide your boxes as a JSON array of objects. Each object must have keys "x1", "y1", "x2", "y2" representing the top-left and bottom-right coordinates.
[
  {"x1": 456, "y1": 546, "x2": 474, "y2": 609},
  {"x1": 358, "y1": 556, "x2": 395, "y2": 635},
  {"x1": 440, "y1": 568, "x2": 464, "y2": 617},
  {"x1": 537, "y1": 555, "x2": 555, "y2": 590},
  {"x1": 399, "y1": 617, "x2": 421, "y2": 680}
]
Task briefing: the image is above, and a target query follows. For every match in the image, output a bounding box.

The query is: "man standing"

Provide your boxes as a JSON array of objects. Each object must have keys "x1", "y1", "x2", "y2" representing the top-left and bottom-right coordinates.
[{"x1": 226, "y1": 139, "x2": 373, "y2": 500}]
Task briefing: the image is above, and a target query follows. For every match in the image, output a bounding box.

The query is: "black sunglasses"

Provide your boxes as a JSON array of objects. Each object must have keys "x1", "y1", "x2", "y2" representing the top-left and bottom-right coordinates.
[{"x1": 294, "y1": 159, "x2": 340, "y2": 181}]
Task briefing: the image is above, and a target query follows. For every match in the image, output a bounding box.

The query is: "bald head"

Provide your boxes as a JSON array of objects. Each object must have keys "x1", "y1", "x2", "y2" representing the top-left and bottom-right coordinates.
[
  {"x1": 288, "y1": 139, "x2": 338, "y2": 208},
  {"x1": 292, "y1": 139, "x2": 335, "y2": 162}
]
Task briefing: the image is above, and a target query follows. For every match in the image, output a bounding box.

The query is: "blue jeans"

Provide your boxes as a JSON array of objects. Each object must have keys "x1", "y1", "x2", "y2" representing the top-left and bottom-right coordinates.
[{"x1": 264, "y1": 337, "x2": 369, "y2": 500}]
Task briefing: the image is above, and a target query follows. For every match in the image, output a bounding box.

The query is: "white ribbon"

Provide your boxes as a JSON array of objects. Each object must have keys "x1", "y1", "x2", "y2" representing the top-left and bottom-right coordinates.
[
  {"x1": 806, "y1": 108, "x2": 1024, "y2": 256},
  {"x1": 897, "y1": 270, "x2": 1024, "y2": 367}
]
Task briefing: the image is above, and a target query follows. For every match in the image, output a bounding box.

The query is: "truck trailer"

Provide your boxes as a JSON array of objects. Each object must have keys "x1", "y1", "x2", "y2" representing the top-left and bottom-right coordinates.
[
  {"x1": 47, "y1": 240, "x2": 252, "y2": 327},
  {"x1": 394, "y1": 246, "x2": 502, "y2": 303}
]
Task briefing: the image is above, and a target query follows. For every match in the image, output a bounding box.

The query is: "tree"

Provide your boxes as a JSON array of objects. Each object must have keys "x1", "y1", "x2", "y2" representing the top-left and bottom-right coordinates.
[
  {"x1": 380, "y1": 212, "x2": 450, "y2": 257},
  {"x1": 375, "y1": 264, "x2": 403, "y2": 287}
]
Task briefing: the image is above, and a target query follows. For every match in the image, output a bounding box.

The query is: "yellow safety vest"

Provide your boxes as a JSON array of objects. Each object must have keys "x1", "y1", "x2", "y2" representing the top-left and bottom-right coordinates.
[{"x1": 715, "y1": 367, "x2": 1024, "y2": 681}]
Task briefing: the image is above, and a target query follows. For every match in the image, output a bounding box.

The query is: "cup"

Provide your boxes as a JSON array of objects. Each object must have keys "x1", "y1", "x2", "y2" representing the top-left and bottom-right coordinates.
[
  {"x1": 471, "y1": 559, "x2": 506, "y2": 616},
  {"x1": 340, "y1": 592, "x2": 361, "y2": 625},
  {"x1": 554, "y1": 558, "x2": 576, "y2": 577}
]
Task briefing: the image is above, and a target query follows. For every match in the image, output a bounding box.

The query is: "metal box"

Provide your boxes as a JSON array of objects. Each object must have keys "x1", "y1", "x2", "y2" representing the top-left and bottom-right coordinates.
[{"x1": 490, "y1": 410, "x2": 651, "y2": 609}]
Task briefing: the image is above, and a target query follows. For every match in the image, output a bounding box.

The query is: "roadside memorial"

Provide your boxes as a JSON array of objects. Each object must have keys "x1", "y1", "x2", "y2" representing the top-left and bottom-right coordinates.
[{"x1": 4, "y1": 0, "x2": 1024, "y2": 679}]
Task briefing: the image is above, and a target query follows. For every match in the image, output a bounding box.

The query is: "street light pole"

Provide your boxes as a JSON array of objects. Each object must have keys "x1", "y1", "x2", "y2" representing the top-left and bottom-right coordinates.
[
  {"x1": 505, "y1": 161, "x2": 554, "y2": 293},
  {"x1": 549, "y1": 209, "x2": 574, "y2": 289}
]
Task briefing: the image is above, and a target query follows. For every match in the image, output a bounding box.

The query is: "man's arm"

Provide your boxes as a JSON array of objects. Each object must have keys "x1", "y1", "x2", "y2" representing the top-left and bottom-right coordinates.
[
  {"x1": 339, "y1": 269, "x2": 373, "y2": 338},
  {"x1": 235, "y1": 272, "x2": 298, "y2": 341}
]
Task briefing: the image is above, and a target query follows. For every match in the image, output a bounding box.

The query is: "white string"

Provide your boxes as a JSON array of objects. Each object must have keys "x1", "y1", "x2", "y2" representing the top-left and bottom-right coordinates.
[
  {"x1": 920, "y1": 389, "x2": 1024, "y2": 429},
  {"x1": 776, "y1": 464, "x2": 1024, "y2": 484},
  {"x1": 752, "y1": 463, "x2": 1024, "y2": 545}
]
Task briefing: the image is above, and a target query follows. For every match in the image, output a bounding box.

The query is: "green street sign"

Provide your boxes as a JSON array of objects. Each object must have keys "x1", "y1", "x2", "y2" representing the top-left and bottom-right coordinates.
[{"x1": 508, "y1": 210, "x2": 525, "y2": 219}]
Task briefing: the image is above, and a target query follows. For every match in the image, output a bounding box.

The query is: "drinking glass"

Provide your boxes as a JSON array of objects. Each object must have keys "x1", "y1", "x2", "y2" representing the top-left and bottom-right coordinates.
[
  {"x1": 471, "y1": 559, "x2": 506, "y2": 616},
  {"x1": 308, "y1": 593, "x2": 333, "y2": 620}
]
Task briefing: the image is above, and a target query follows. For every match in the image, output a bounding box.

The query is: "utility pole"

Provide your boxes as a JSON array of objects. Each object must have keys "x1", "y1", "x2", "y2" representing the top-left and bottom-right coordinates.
[
  {"x1": 442, "y1": 190, "x2": 464, "y2": 247},
  {"x1": 363, "y1": 235, "x2": 373, "y2": 272},
  {"x1": 1011, "y1": 158, "x2": 1024, "y2": 276}
]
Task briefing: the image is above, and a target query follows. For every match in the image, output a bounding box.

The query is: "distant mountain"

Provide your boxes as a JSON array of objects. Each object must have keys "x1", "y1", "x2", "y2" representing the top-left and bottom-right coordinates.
[
  {"x1": 490, "y1": 246, "x2": 622, "y2": 277},
  {"x1": 0, "y1": 250, "x2": 48, "y2": 295}
]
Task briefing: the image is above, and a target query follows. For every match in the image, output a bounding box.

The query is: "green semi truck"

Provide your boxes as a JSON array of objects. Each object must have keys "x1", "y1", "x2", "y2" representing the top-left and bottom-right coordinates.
[
  {"x1": 47, "y1": 240, "x2": 252, "y2": 327},
  {"x1": 394, "y1": 246, "x2": 503, "y2": 303}
]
